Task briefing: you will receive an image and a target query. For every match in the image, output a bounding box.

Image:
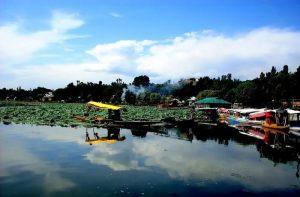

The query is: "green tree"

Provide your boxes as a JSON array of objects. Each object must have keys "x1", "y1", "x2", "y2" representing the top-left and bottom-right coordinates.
[
  {"x1": 234, "y1": 81, "x2": 257, "y2": 106},
  {"x1": 149, "y1": 93, "x2": 161, "y2": 104},
  {"x1": 197, "y1": 90, "x2": 219, "y2": 99},
  {"x1": 133, "y1": 75, "x2": 150, "y2": 86},
  {"x1": 124, "y1": 91, "x2": 136, "y2": 104}
]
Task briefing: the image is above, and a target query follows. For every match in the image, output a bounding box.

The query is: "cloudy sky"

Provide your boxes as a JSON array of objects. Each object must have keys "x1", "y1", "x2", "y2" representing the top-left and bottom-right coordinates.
[{"x1": 1, "y1": 0, "x2": 300, "y2": 89}]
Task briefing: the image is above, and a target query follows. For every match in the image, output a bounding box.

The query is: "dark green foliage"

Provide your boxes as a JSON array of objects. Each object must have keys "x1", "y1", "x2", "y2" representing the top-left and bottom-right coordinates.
[
  {"x1": 197, "y1": 90, "x2": 220, "y2": 99},
  {"x1": 132, "y1": 75, "x2": 150, "y2": 86},
  {"x1": 149, "y1": 93, "x2": 161, "y2": 104},
  {"x1": 1, "y1": 65, "x2": 299, "y2": 107},
  {"x1": 124, "y1": 91, "x2": 136, "y2": 104},
  {"x1": 234, "y1": 81, "x2": 257, "y2": 106},
  {"x1": 1, "y1": 80, "x2": 126, "y2": 103},
  {"x1": 173, "y1": 65, "x2": 300, "y2": 107}
]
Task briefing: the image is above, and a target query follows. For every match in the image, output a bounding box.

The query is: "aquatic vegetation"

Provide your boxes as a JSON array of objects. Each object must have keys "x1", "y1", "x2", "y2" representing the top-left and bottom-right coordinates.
[{"x1": 0, "y1": 102, "x2": 193, "y2": 127}]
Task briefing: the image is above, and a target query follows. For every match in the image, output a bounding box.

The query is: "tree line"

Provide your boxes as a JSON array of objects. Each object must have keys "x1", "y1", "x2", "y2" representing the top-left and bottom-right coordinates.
[{"x1": 0, "y1": 65, "x2": 299, "y2": 107}]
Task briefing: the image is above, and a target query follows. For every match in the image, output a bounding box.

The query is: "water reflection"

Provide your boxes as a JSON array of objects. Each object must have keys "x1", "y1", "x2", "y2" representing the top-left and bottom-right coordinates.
[
  {"x1": 1, "y1": 124, "x2": 300, "y2": 196},
  {"x1": 85, "y1": 127, "x2": 126, "y2": 145},
  {"x1": 0, "y1": 130, "x2": 76, "y2": 194}
]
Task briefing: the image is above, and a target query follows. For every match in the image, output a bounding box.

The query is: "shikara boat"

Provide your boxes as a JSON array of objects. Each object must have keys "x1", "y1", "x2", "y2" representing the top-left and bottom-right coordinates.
[
  {"x1": 262, "y1": 110, "x2": 289, "y2": 130},
  {"x1": 262, "y1": 122, "x2": 289, "y2": 130}
]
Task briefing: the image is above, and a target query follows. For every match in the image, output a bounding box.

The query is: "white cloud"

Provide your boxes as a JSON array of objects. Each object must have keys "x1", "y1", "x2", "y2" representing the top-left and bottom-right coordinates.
[
  {"x1": 0, "y1": 138, "x2": 75, "y2": 193},
  {"x1": 2, "y1": 27, "x2": 300, "y2": 88},
  {"x1": 109, "y1": 12, "x2": 123, "y2": 18},
  {"x1": 0, "y1": 61, "x2": 132, "y2": 88},
  {"x1": 85, "y1": 144, "x2": 145, "y2": 171},
  {"x1": 51, "y1": 11, "x2": 83, "y2": 33},
  {"x1": 87, "y1": 28, "x2": 300, "y2": 80},
  {"x1": 87, "y1": 40, "x2": 155, "y2": 74},
  {"x1": 0, "y1": 11, "x2": 84, "y2": 64}
]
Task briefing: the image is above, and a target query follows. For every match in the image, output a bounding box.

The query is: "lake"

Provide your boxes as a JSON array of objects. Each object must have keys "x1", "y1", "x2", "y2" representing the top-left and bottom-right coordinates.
[{"x1": 0, "y1": 124, "x2": 299, "y2": 196}]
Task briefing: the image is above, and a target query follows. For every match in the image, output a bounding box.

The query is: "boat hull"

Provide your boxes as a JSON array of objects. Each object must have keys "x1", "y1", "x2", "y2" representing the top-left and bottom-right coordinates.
[{"x1": 262, "y1": 122, "x2": 289, "y2": 130}]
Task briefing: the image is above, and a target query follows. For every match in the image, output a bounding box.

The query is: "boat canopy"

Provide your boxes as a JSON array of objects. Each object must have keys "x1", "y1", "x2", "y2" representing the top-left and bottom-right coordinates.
[
  {"x1": 249, "y1": 111, "x2": 266, "y2": 119},
  {"x1": 196, "y1": 97, "x2": 231, "y2": 105},
  {"x1": 286, "y1": 109, "x2": 300, "y2": 114},
  {"x1": 87, "y1": 101, "x2": 122, "y2": 110},
  {"x1": 270, "y1": 108, "x2": 300, "y2": 114}
]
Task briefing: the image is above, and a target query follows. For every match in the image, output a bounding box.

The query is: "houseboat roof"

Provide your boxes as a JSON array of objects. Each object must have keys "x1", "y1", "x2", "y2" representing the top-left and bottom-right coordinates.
[{"x1": 196, "y1": 97, "x2": 231, "y2": 105}]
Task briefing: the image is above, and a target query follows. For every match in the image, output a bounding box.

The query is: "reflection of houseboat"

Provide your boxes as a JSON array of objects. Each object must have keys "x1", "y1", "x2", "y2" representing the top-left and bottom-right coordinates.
[
  {"x1": 256, "y1": 141, "x2": 298, "y2": 165},
  {"x1": 262, "y1": 110, "x2": 289, "y2": 130},
  {"x1": 237, "y1": 126, "x2": 266, "y2": 140},
  {"x1": 237, "y1": 125, "x2": 293, "y2": 150},
  {"x1": 261, "y1": 127, "x2": 292, "y2": 149}
]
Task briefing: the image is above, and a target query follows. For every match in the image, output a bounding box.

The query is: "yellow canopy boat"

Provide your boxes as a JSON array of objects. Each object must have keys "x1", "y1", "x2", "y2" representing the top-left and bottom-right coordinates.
[{"x1": 87, "y1": 101, "x2": 122, "y2": 110}]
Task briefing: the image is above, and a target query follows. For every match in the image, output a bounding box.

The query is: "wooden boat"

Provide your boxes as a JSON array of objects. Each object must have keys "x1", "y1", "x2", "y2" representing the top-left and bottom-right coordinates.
[
  {"x1": 289, "y1": 109, "x2": 300, "y2": 133},
  {"x1": 262, "y1": 110, "x2": 290, "y2": 130},
  {"x1": 227, "y1": 116, "x2": 247, "y2": 126},
  {"x1": 85, "y1": 138, "x2": 116, "y2": 145},
  {"x1": 262, "y1": 121, "x2": 289, "y2": 130}
]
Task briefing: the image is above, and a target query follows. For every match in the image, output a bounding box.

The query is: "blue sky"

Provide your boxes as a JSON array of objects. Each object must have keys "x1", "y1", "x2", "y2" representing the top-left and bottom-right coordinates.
[{"x1": 1, "y1": 0, "x2": 300, "y2": 88}]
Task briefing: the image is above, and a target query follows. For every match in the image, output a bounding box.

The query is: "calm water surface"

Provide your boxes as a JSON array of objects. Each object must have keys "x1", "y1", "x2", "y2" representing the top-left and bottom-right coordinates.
[{"x1": 0, "y1": 124, "x2": 300, "y2": 196}]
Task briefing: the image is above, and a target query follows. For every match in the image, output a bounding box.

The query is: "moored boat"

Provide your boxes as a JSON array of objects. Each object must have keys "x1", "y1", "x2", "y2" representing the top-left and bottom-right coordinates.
[
  {"x1": 262, "y1": 122, "x2": 289, "y2": 130},
  {"x1": 288, "y1": 109, "x2": 300, "y2": 133},
  {"x1": 262, "y1": 110, "x2": 290, "y2": 130}
]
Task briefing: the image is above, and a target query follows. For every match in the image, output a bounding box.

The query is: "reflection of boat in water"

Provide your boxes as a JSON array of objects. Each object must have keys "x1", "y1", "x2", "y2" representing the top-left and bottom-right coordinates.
[
  {"x1": 261, "y1": 127, "x2": 293, "y2": 149},
  {"x1": 236, "y1": 125, "x2": 295, "y2": 150},
  {"x1": 85, "y1": 127, "x2": 125, "y2": 145},
  {"x1": 237, "y1": 126, "x2": 265, "y2": 140},
  {"x1": 131, "y1": 128, "x2": 148, "y2": 138},
  {"x1": 82, "y1": 123, "x2": 300, "y2": 173},
  {"x1": 290, "y1": 129, "x2": 300, "y2": 137},
  {"x1": 256, "y1": 141, "x2": 298, "y2": 164},
  {"x1": 86, "y1": 138, "x2": 117, "y2": 145}
]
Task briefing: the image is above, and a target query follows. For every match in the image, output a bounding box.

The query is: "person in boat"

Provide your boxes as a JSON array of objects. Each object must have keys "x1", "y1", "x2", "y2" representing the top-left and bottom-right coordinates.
[
  {"x1": 265, "y1": 109, "x2": 289, "y2": 127},
  {"x1": 107, "y1": 127, "x2": 126, "y2": 141},
  {"x1": 276, "y1": 109, "x2": 289, "y2": 126},
  {"x1": 189, "y1": 103, "x2": 196, "y2": 119},
  {"x1": 93, "y1": 131, "x2": 100, "y2": 139},
  {"x1": 108, "y1": 109, "x2": 121, "y2": 121},
  {"x1": 85, "y1": 131, "x2": 90, "y2": 141}
]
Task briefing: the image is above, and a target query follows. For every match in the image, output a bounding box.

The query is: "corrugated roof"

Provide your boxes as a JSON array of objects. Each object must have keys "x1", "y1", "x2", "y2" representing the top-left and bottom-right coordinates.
[{"x1": 196, "y1": 97, "x2": 231, "y2": 105}]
